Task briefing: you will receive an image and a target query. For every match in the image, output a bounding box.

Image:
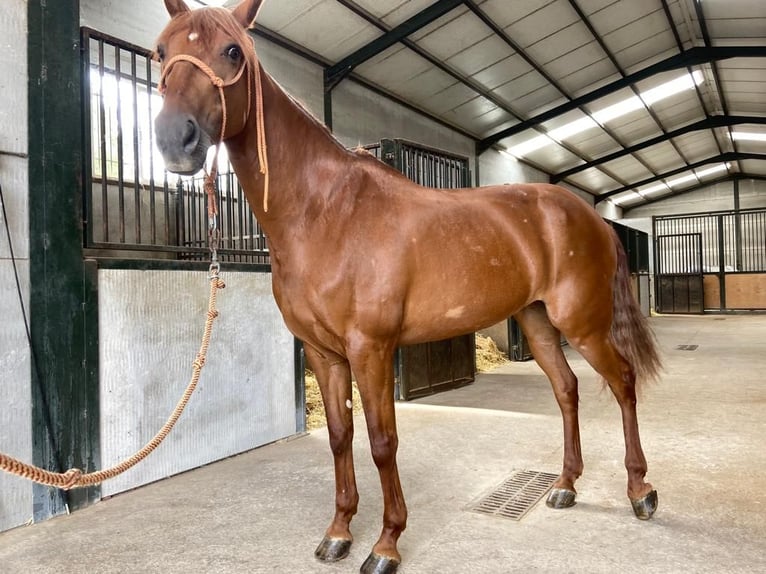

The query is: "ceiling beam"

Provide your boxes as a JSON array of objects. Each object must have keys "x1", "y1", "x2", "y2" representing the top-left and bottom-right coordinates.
[
  {"x1": 552, "y1": 116, "x2": 766, "y2": 183},
  {"x1": 595, "y1": 152, "x2": 766, "y2": 203},
  {"x1": 324, "y1": 0, "x2": 465, "y2": 91},
  {"x1": 478, "y1": 45, "x2": 766, "y2": 152}
]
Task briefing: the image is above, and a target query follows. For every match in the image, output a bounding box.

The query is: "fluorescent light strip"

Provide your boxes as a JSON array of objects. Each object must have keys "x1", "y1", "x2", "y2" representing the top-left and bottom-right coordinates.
[
  {"x1": 508, "y1": 71, "x2": 704, "y2": 158},
  {"x1": 731, "y1": 131, "x2": 766, "y2": 142},
  {"x1": 616, "y1": 163, "x2": 730, "y2": 205}
]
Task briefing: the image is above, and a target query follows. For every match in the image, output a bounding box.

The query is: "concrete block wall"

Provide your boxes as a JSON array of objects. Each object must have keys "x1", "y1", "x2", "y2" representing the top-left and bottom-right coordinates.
[{"x1": 0, "y1": 0, "x2": 33, "y2": 533}]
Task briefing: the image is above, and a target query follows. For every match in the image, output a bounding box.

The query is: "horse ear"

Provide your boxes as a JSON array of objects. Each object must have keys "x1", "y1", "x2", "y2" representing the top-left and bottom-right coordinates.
[
  {"x1": 164, "y1": 0, "x2": 191, "y2": 18},
  {"x1": 232, "y1": 0, "x2": 264, "y2": 28}
]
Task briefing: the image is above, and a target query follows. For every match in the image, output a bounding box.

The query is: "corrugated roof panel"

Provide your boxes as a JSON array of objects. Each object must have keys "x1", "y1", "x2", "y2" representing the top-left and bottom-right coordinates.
[
  {"x1": 602, "y1": 9, "x2": 670, "y2": 50},
  {"x1": 634, "y1": 140, "x2": 688, "y2": 173},
  {"x1": 542, "y1": 40, "x2": 616, "y2": 89},
  {"x1": 477, "y1": 0, "x2": 557, "y2": 30},
  {"x1": 447, "y1": 99, "x2": 514, "y2": 133},
  {"x1": 492, "y1": 70, "x2": 550, "y2": 106},
  {"x1": 472, "y1": 53, "x2": 536, "y2": 91},
  {"x1": 445, "y1": 34, "x2": 514, "y2": 81},
  {"x1": 605, "y1": 114, "x2": 664, "y2": 145},
  {"x1": 524, "y1": 21, "x2": 594, "y2": 66},
  {"x1": 569, "y1": 129, "x2": 620, "y2": 158},
  {"x1": 355, "y1": 46, "x2": 430, "y2": 86},
  {"x1": 427, "y1": 81, "x2": 487, "y2": 115},
  {"x1": 589, "y1": 0, "x2": 656, "y2": 32},
  {"x1": 522, "y1": 140, "x2": 587, "y2": 172},
  {"x1": 504, "y1": 83, "x2": 566, "y2": 117},
  {"x1": 413, "y1": 10, "x2": 491, "y2": 60},
  {"x1": 671, "y1": 131, "x2": 721, "y2": 161},
  {"x1": 396, "y1": 66, "x2": 462, "y2": 104},
  {"x1": 565, "y1": 167, "x2": 622, "y2": 194},
  {"x1": 599, "y1": 154, "x2": 654, "y2": 182},
  {"x1": 409, "y1": 5, "x2": 471, "y2": 42},
  {"x1": 502, "y1": 0, "x2": 580, "y2": 50},
  {"x1": 699, "y1": 0, "x2": 766, "y2": 20},
  {"x1": 558, "y1": 58, "x2": 616, "y2": 97},
  {"x1": 650, "y1": 99, "x2": 706, "y2": 131},
  {"x1": 351, "y1": 0, "x2": 437, "y2": 27},
  {"x1": 739, "y1": 159, "x2": 766, "y2": 175},
  {"x1": 258, "y1": 0, "x2": 325, "y2": 32},
  {"x1": 707, "y1": 18, "x2": 766, "y2": 41},
  {"x1": 274, "y1": 0, "x2": 380, "y2": 62}
]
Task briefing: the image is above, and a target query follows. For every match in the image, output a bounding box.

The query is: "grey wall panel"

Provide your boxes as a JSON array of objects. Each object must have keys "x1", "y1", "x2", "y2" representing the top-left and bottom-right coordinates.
[
  {"x1": 99, "y1": 269, "x2": 296, "y2": 497},
  {"x1": 0, "y1": 0, "x2": 32, "y2": 533},
  {"x1": 0, "y1": 2, "x2": 28, "y2": 158},
  {"x1": 333, "y1": 79, "x2": 476, "y2": 166},
  {"x1": 0, "y1": 260, "x2": 32, "y2": 532}
]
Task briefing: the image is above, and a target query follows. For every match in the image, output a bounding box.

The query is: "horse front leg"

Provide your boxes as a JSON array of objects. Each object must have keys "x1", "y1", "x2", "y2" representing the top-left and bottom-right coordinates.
[
  {"x1": 305, "y1": 344, "x2": 359, "y2": 563},
  {"x1": 348, "y1": 338, "x2": 407, "y2": 574}
]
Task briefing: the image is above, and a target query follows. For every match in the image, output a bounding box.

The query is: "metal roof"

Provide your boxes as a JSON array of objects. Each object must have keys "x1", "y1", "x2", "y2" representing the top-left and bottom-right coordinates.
[{"x1": 212, "y1": 0, "x2": 766, "y2": 207}]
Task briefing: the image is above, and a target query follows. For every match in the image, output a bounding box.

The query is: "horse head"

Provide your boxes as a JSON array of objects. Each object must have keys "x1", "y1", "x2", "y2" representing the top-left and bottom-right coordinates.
[{"x1": 154, "y1": 0, "x2": 263, "y2": 175}]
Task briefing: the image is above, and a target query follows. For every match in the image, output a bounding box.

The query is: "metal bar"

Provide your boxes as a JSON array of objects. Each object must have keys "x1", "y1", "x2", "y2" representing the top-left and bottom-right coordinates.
[
  {"x1": 325, "y1": 0, "x2": 465, "y2": 90},
  {"x1": 131, "y1": 51, "x2": 141, "y2": 244},
  {"x1": 115, "y1": 46, "x2": 126, "y2": 244},
  {"x1": 81, "y1": 30, "x2": 95, "y2": 249},
  {"x1": 717, "y1": 214, "x2": 726, "y2": 308},
  {"x1": 478, "y1": 46, "x2": 766, "y2": 152},
  {"x1": 98, "y1": 40, "x2": 109, "y2": 243},
  {"x1": 146, "y1": 54, "x2": 157, "y2": 245}
]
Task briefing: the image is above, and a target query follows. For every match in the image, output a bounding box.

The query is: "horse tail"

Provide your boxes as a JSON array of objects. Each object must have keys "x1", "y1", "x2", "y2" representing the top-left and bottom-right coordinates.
[{"x1": 609, "y1": 228, "x2": 662, "y2": 386}]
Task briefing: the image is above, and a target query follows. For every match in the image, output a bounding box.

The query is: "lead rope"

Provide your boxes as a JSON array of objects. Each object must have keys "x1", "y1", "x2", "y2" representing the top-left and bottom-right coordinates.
[
  {"x1": 0, "y1": 273, "x2": 224, "y2": 490},
  {"x1": 0, "y1": 48, "x2": 273, "y2": 490}
]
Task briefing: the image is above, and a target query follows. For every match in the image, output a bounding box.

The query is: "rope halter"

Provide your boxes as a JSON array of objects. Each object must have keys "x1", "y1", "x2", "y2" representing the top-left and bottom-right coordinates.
[{"x1": 158, "y1": 50, "x2": 270, "y2": 214}]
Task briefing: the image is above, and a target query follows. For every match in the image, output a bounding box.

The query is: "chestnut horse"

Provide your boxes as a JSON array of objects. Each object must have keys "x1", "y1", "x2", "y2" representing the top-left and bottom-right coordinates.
[{"x1": 155, "y1": 1, "x2": 661, "y2": 572}]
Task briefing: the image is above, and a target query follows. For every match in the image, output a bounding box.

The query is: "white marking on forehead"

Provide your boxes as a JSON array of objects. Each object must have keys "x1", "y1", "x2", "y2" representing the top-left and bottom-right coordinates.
[{"x1": 188, "y1": 32, "x2": 199, "y2": 42}]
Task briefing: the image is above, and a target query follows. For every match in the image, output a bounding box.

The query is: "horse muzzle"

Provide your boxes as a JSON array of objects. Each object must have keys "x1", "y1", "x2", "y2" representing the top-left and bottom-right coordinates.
[{"x1": 155, "y1": 110, "x2": 212, "y2": 175}]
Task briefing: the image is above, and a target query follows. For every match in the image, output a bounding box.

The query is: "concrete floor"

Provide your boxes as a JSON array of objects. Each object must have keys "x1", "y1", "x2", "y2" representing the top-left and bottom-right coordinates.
[{"x1": 1, "y1": 314, "x2": 764, "y2": 573}]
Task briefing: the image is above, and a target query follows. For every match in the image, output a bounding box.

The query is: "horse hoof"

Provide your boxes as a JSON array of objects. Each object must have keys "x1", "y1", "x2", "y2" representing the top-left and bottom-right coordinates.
[
  {"x1": 631, "y1": 489, "x2": 658, "y2": 520},
  {"x1": 546, "y1": 488, "x2": 577, "y2": 509},
  {"x1": 360, "y1": 552, "x2": 400, "y2": 574},
  {"x1": 314, "y1": 536, "x2": 352, "y2": 562}
]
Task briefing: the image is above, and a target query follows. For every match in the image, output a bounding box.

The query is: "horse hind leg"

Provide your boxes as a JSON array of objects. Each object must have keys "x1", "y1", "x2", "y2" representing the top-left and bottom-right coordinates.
[
  {"x1": 565, "y1": 325, "x2": 658, "y2": 519},
  {"x1": 304, "y1": 345, "x2": 359, "y2": 563},
  {"x1": 515, "y1": 302, "x2": 583, "y2": 509}
]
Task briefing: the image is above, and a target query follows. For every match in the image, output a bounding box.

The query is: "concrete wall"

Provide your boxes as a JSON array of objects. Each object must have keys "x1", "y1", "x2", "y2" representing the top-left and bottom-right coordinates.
[
  {"x1": 0, "y1": 0, "x2": 33, "y2": 533},
  {"x1": 99, "y1": 269, "x2": 295, "y2": 496}
]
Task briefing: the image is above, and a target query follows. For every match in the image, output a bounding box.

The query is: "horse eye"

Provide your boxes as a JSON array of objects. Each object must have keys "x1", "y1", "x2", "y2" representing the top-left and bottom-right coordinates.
[
  {"x1": 155, "y1": 46, "x2": 165, "y2": 62},
  {"x1": 226, "y1": 45, "x2": 241, "y2": 61}
]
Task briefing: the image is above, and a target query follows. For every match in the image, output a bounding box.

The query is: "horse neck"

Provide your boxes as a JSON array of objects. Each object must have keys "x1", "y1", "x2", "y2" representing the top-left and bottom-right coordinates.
[{"x1": 224, "y1": 64, "x2": 348, "y2": 242}]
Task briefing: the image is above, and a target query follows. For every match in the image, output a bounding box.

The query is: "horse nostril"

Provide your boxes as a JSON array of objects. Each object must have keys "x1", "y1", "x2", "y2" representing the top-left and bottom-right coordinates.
[{"x1": 182, "y1": 118, "x2": 200, "y2": 153}]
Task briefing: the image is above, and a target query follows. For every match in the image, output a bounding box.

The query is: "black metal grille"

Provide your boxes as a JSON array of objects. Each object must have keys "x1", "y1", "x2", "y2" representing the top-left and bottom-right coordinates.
[
  {"x1": 655, "y1": 209, "x2": 766, "y2": 273},
  {"x1": 468, "y1": 470, "x2": 558, "y2": 521},
  {"x1": 81, "y1": 27, "x2": 269, "y2": 264}
]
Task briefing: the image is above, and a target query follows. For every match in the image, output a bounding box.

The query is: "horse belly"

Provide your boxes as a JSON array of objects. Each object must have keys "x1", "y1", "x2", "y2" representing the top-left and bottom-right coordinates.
[{"x1": 397, "y1": 263, "x2": 532, "y2": 345}]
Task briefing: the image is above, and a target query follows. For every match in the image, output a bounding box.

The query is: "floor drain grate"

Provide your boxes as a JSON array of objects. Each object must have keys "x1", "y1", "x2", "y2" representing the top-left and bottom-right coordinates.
[
  {"x1": 468, "y1": 470, "x2": 558, "y2": 521},
  {"x1": 676, "y1": 344, "x2": 699, "y2": 351}
]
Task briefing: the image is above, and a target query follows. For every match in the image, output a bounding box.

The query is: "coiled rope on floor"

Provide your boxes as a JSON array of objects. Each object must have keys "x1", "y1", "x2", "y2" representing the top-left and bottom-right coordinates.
[{"x1": 0, "y1": 271, "x2": 225, "y2": 490}]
